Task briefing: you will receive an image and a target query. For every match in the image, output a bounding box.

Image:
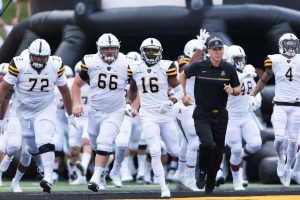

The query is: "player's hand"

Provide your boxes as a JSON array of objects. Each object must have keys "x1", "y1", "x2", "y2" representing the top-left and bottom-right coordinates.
[
  {"x1": 182, "y1": 95, "x2": 192, "y2": 106},
  {"x1": 73, "y1": 103, "x2": 83, "y2": 117},
  {"x1": 249, "y1": 96, "x2": 260, "y2": 111},
  {"x1": 197, "y1": 28, "x2": 210, "y2": 50},
  {"x1": 125, "y1": 103, "x2": 133, "y2": 117},
  {"x1": 0, "y1": 120, "x2": 4, "y2": 135},
  {"x1": 159, "y1": 100, "x2": 174, "y2": 114}
]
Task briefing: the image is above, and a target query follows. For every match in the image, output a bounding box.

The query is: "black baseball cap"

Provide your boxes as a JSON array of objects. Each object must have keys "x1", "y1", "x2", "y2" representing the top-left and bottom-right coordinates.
[{"x1": 208, "y1": 38, "x2": 223, "y2": 49}]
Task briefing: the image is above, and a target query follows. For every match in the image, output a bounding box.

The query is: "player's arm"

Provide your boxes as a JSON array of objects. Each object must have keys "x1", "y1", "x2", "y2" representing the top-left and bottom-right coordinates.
[
  {"x1": 127, "y1": 78, "x2": 138, "y2": 105},
  {"x1": 58, "y1": 84, "x2": 72, "y2": 116},
  {"x1": 72, "y1": 60, "x2": 88, "y2": 117},
  {"x1": 180, "y1": 49, "x2": 204, "y2": 72},
  {"x1": 0, "y1": 60, "x2": 18, "y2": 118},
  {"x1": 0, "y1": 82, "x2": 13, "y2": 120},
  {"x1": 127, "y1": 66, "x2": 138, "y2": 103},
  {"x1": 0, "y1": 87, "x2": 14, "y2": 120},
  {"x1": 167, "y1": 63, "x2": 183, "y2": 104},
  {"x1": 250, "y1": 57, "x2": 273, "y2": 97}
]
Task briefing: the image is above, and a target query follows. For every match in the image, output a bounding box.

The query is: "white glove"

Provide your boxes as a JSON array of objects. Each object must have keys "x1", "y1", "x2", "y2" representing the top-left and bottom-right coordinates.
[
  {"x1": 249, "y1": 96, "x2": 260, "y2": 111},
  {"x1": 196, "y1": 28, "x2": 210, "y2": 49},
  {"x1": 124, "y1": 103, "x2": 133, "y2": 117},
  {"x1": 68, "y1": 115, "x2": 79, "y2": 130},
  {"x1": 0, "y1": 120, "x2": 4, "y2": 135},
  {"x1": 159, "y1": 100, "x2": 174, "y2": 114}
]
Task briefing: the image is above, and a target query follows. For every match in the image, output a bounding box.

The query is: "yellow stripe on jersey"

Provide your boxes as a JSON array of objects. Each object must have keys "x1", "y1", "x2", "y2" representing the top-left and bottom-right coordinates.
[
  {"x1": 127, "y1": 66, "x2": 132, "y2": 78},
  {"x1": 81, "y1": 63, "x2": 87, "y2": 72},
  {"x1": 264, "y1": 59, "x2": 272, "y2": 67},
  {"x1": 167, "y1": 65, "x2": 177, "y2": 76},
  {"x1": 8, "y1": 65, "x2": 19, "y2": 77},
  {"x1": 57, "y1": 66, "x2": 65, "y2": 78},
  {"x1": 178, "y1": 57, "x2": 191, "y2": 66}
]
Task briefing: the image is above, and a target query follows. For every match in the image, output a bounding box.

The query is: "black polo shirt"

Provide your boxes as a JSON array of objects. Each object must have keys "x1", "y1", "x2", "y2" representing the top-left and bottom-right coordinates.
[{"x1": 184, "y1": 59, "x2": 240, "y2": 110}]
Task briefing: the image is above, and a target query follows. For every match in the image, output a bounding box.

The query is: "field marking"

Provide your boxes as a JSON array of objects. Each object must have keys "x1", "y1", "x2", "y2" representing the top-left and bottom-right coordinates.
[{"x1": 173, "y1": 195, "x2": 300, "y2": 200}]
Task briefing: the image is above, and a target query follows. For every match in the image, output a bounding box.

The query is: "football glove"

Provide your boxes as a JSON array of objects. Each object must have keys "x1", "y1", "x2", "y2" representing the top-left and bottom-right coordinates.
[
  {"x1": 159, "y1": 100, "x2": 174, "y2": 114},
  {"x1": 249, "y1": 96, "x2": 260, "y2": 111},
  {"x1": 124, "y1": 103, "x2": 133, "y2": 117},
  {"x1": 196, "y1": 28, "x2": 210, "y2": 50}
]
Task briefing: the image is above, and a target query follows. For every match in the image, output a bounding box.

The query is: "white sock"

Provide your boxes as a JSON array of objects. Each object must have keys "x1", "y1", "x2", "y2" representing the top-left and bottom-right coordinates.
[
  {"x1": 151, "y1": 156, "x2": 167, "y2": 189},
  {"x1": 91, "y1": 166, "x2": 105, "y2": 183},
  {"x1": 177, "y1": 159, "x2": 186, "y2": 176},
  {"x1": 186, "y1": 166, "x2": 195, "y2": 180},
  {"x1": 81, "y1": 152, "x2": 91, "y2": 174},
  {"x1": 40, "y1": 152, "x2": 55, "y2": 182},
  {"x1": 231, "y1": 169, "x2": 241, "y2": 186},
  {"x1": 13, "y1": 169, "x2": 25, "y2": 183},
  {"x1": 137, "y1": 154, "x2": 146, "y2": 176},
  {"x1": 112, "y1": 147, "x2": 127, "y2": 173}
]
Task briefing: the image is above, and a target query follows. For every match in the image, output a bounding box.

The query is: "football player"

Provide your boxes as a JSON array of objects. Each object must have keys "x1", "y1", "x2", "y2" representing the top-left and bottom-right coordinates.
[
  {"x1": 72, "y1": 33, "x2": 130, "y2": 192},
  {"x1": 226, "y1": 45, "x2": 262, "y2": 190},
  {"x1": 127, "y1": 38, "x2": 184, "y2": 198},
  {"x1": 251, "y1": 33, "x2": 300, "y2": 187},
  {"x1": 0, "y1": 39, "x2": 75, "y2": 193}
]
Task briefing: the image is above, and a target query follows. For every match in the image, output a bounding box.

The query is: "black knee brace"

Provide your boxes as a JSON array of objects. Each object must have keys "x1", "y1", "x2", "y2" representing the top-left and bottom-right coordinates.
[
  {"x1": 96, "y1": 150, "x2": 112, "y2": 156},
  {"x1": 138, "y1": 144, "x2": 147, "y2": 150},
  {"x1": 39, "y1": 143, "x2": 55, "y2": 154}
]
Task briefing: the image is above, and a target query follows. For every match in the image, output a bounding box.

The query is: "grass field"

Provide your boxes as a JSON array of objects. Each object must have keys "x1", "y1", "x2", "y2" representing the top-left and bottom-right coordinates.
[
  {"x1": 0, "y1": 180, "x2": 299, "y2": 193},
  {"x1": 1, "y1": 0, "x2": 29, "y2": 38},
  {"x1": 1, "y1": 0, "x2": 29, "y2": 22},
  {"x1": 1, "y1": 180, "x2": 300, "y2": 199}
]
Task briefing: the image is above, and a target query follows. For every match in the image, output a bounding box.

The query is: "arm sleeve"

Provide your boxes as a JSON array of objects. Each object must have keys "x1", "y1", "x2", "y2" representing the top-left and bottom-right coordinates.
[
  {"x1": 4, "y1": 60, "x2": 19, "y2": 85},
  {"x1": 166, "y1": 62, "x2": 177, "y2": 77},
  {"x1": 177, "y1": 55, "x2": 191, "y2": 69},
  {"x1": 264, "y1": 56, "x2": 272, "y2": 72},
  {"x1": 79, "y1": 59, "x2": 90, "y2": 81},
  {"x1": 56, "y1": 62, "x2": 67, "y2": 86},
  {"x1": 127, "y1": 66, "x2": 132, "y2": 79}
]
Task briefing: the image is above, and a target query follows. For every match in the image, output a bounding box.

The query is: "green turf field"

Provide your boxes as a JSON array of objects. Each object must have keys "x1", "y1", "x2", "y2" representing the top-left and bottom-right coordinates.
[{"x1": 0, "y1": 180, "x2": 299, "y2": 193}]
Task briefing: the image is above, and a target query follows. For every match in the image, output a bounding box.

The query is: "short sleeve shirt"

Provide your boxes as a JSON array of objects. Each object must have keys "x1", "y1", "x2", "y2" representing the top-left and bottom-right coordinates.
[{"x1": 184, "y1": 59, "x2": 240, "y2": 110}]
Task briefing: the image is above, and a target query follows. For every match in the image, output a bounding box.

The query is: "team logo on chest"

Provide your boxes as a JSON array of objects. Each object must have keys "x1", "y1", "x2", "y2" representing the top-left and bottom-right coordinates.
[
  {"x1": 287, "y1": 60, "x2": 290, "y2": 63},
  {"x1": 221, "y1": 71, "x2": 226, "y2": 76},
  {"x1": 107, "y1": 66, "x2": 111, "y2": 71},
  {"x1": 147, "y1": 69, "x2": 151, "y2": 73}
]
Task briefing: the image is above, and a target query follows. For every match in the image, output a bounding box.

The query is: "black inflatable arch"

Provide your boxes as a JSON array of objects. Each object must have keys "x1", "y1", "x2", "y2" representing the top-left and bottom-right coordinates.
[{"x1": 1, "y1": 3, "x2": 300, "y2": 70}]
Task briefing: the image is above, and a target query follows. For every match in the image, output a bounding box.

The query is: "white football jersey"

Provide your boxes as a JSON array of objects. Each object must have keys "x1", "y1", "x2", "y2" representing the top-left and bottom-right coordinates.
[
  {"x1": 81, "y1": 53, "x2": 128, "y2": 112},
  {"x1": 128, "y1": 60, "x2": 176, "y2": 122},
  {"x1": 54, "y1": 86, "x2": 66, "y2": 119},
  {"x1": 227, "y1": 65, "x2": 257, "y2": 114},
  {"x1": 266, "y1": 54, "x2": 300, "y2": 102},
  {"x1": 4, "y1": 55, "x2": 67, "y2": 119}
]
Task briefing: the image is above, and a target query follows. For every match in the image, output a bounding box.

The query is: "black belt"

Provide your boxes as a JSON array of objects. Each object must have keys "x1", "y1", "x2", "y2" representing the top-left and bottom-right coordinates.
[
  {"x1": 197, "y1": 107, "x2": 226, "y2": 113},
  {"x1": 274, "y1": 101, "x2": 300, "y2": 107}
]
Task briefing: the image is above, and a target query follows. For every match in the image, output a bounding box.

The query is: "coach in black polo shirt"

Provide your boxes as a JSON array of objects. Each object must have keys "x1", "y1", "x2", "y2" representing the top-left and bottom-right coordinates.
[{"x1": 179, "y1": 37, "x2": 241, "y2": 193}]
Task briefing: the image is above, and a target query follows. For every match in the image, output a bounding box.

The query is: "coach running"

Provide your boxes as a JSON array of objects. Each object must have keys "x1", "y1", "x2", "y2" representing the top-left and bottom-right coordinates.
[{"x1": 179, "y1": 37, "x2": 241, "y2": 194}]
